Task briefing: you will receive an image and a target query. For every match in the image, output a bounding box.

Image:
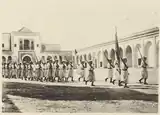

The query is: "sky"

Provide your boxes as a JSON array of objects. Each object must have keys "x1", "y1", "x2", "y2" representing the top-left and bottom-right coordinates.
[{"x1": 0, "y1": 0, "x2": 159, "y2": 50}]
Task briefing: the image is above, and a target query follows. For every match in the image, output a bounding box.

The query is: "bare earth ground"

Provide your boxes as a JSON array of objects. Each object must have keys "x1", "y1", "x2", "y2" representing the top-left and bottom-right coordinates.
[{"x1": 2, "y1": 78, "x2": 158, "y2": 113}]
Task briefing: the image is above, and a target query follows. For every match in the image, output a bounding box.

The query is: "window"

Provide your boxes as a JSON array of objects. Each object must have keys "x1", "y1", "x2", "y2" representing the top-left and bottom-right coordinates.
[
  {"x1": 2, "y1": 44, "x2": 4, "y2": 47},
  {"x1": 37, "y1": 44, "x2": 39, "y2": 47},
  {"x1": 100, "y1": 62, "x2": 102, "y2": 67},
  {"x1": 14, "y1": 44, "x2": 17, "y2": 47},
  {"x1": 24, "y1": 40, "x2": 30, "y2": 50},
  {"x1": 31, "y1": 41, "x2": 34, "y2": 50},
  {"x1": 19, "y1": 40, "x2": 23, "y2": 50}
]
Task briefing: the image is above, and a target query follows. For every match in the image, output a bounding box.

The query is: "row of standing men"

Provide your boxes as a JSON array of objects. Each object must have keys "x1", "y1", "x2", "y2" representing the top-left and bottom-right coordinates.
[
  {"x1": 2, "y1": 59, "x2": 96, "y2": 86},
  {"x1": 2, "y1": 56, "x2": 148, "y2": 87}
]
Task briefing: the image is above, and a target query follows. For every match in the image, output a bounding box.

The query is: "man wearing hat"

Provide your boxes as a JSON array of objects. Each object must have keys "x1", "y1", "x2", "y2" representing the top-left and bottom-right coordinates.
[
  {"x1": 17, "y1": 63, "x2": 22, "y2": 79},
  {"x1": 28, "y1": 61, "x2": 33, "y2": 81},
  {"x1": 54, "y1": 59, "x2": 61, "y2": 82},
  {"x1": 66, "y1": 61, "x2": 74, "y2": 82},
  {"x1": 105, "y1": 59, "x2": 114, "y2": 83},
  {"x1": 121, "y1": 58, "x2": 129, "y2": 88},
  {"x1": 2, "y1": 63, "x2": 6, "y2": 78},
  {"x1": 11, "y1": 62, "x2": 17, "y2": 79},
  {"x1": 112, "y1": 60, "x2": 122, "y2": 86},
  {"x1": 85, "y1": 60, "x2": 95, "y2": 86},
  {"x1": 78, "y1": 61, "x2": 85, "y2": 82},
  {"x1": 139, "y1": 56, "x2": 148, "y2": 84},
  {"x1": 60, "y1": 60, "x2": 67, "y2": 82},
  {"x1": 22, "y1": 61, "x2": 27, "y2": 80}
]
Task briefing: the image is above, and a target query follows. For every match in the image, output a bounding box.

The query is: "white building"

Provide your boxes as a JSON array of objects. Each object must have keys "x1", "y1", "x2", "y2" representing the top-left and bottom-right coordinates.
[
  {"x1": 2, "y1": 27, "x2": 72, "y2": 63},
  {"x1": 72, "y1": 27, "x2": 159, "y2": 84}
]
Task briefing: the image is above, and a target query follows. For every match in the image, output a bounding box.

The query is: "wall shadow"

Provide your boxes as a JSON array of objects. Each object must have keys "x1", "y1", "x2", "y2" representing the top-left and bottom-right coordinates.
[{"x1": 2, "y1": 94, "x2": 21, "y2": 113}]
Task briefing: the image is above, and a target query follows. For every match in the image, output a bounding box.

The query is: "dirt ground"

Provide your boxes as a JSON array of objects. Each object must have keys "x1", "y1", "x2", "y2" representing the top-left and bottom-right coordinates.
[{"x1": 2, "y1": 79, "x2": 158, "y2": 113}]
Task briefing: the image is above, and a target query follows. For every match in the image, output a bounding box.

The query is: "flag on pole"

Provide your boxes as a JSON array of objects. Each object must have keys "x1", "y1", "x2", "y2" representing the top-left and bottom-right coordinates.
[{"x1": 115, "y1": 27, "x2": 121, "y2": 68}]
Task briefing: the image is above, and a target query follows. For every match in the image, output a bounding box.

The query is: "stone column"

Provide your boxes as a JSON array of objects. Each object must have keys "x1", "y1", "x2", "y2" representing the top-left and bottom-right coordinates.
[
  {"x1": 153, "y1": 37, "x2": 157, "y2": 68},
  {"x1": 132, "y1": 45, "x2": 135, "y2": 68}
]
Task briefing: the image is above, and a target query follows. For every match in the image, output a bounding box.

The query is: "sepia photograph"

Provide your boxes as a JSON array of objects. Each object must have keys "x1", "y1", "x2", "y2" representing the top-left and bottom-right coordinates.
[{"x1": 1, "y1": 0, "x2": 159, "y2": 113}]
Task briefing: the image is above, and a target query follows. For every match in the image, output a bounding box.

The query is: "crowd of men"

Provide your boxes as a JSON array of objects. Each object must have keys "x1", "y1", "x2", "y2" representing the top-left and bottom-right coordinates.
[{"x1": 2, "y1": 56, "x2": 148, "y2": 88}]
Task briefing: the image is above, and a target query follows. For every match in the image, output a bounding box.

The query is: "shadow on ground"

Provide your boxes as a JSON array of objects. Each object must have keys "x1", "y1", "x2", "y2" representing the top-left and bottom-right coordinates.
[
  {"x1": 3, "y1": 81, "x2": 158, "y2": 102},
  {"x1": 2, "y1": 94, "x2": 21, "y2": 113}
]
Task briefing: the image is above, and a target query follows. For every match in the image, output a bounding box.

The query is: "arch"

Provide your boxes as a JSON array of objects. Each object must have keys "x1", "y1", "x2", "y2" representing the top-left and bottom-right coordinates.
[
  {"x1": 97, "y1": 51, "x2": 102, "y2": 68},
  {"x1": 110, "y1": 49, "x2": 115, "y2": 63},
  {"x1": 54, "y1": 55, "x2": 58, "y2": 60},
  {"x1": 92, "y1": 52, "x2": 96, "y2": 68},
  {"x1": 76, "y1": 56, "x2": 79, "y2": 64},
  {"x1": 103, "y1": 50, "x2": 108, "y2": 68},
  {"x1": 84, "y1": 54, "x2": 87, "y2": 61},
  {"x1": 80, "y1": 55, "x2": 83, "y2": 61},
  {"x1": 2, "y1": 56, "x2": 6, "y2": 63},
  {"x1": 22, "y1": 56, "x2": 31, "y2": 63},
  {"x1": 72, "y1": 56, "x2": 75, "y2": 64},
  {"x1": 144, "y1": 41, "x2": 153, "y2": 67},
  {"x1": 119, "y1": 47, "x2": 123, "y2": 58},
  {"x1": 135, "y1": 44, "x2": 142, "y2": 67},
  {"x1": 125, "y1": 45, "x2": 132, "y2": 67},
  {"x1": 41, "y1": 56, "x2": 45, "y2": 63},
  {"x1": 88, "y1": 53, "x2": 92, "y2": 60},
  {"x1": 59, "y1": 56, "x2": 62, "y2": 63}
]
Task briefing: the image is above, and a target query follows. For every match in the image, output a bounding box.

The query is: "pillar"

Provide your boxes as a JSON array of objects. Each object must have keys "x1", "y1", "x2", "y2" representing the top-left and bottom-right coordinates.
[
  {"x1": 153, "y1": 37, "x2": 157, "y2": 68},
  {"x1": 132, "y1": 44, "x2": 136, "y2": 68}
]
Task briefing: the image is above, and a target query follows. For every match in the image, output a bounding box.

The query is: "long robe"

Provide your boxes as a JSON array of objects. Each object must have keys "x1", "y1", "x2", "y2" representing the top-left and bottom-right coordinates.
[
  {"x1": 113, "y1": 64, "x2": 121, "y2": 81},
  {"x1": 140, "y1": 61, "x2": 148, "y2": 79},
  {"x1": 107, "y1": 63, "x2": 113, "y2": 78},
  {"x1": 121, "y1": 62, "x2": 129, "y2": 83},
  {"x1": 84, "y1": 63, "x2": 89, "y2": 81},
  {"x1": 86, "y1": 64, "x2": 95, "y2": 82}
]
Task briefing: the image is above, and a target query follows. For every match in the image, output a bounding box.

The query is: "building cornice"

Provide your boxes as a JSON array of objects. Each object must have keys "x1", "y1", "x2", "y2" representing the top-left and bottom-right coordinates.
[
  {"x1": 77, "y1": 27, "x2": 159, "y2": 52},
  {"x1": 10, "y1": 31, "x2": 40, "y2": 36}
]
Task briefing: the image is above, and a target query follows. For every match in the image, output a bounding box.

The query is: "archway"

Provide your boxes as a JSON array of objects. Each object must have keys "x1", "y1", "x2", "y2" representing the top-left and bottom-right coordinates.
[
  {"x1": 72, "y1": 56, "x2": 75, "y2": 64},
  {"x1": 119, "y1": 47, "x2": 123, "y2": 58},
  {"x1": 103, "y1": 50, "x2": 108, "y2": 68},
  {"x1": 88, "y1": 53, "x2": 92, "y2": 60},
  {"x1": 80, "y1": 55, "x2": 83, "y2": 62},
  {"x1": 144, "y1": 41, "x2": 153, "y2": 67},
  {"x1": 54, "y1": 56, "x2": 58, "y2": 60},
  {"x1": 97, "y1": 51, "x2": 102, "y2": 68},
  {"x1": 110, "y1": 49, "x2": 115, "y2": 63},
  {"x1": 135, "y1": 44, "x2": 142, "y2": 67},
  {"x1": 23, "y1": 56, "x2": 31, "y2": 63},
  {"x1": 76, "y1": 56, "x2": 79, "y2": 64},
  {"x1": 126, "y1": 45, "x2": 132, "y2": 67},
  {"x1": 84, "y1": 54, "x2": 87, "y2": 61},
  {"x1": 41, "y1": 56, "x2": 45, "y2": 63}
]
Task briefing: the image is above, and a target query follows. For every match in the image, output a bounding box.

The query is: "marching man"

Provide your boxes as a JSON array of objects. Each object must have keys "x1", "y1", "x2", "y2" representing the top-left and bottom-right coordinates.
[
  {"x1": 121, "y1": 58, "x2": 129, "y2": 88},
  {"x1": 112, "y1": 60, "x2": 122, "y2": 86},
  {"x1": 54, "y1": 59, "x2": 61, "y2": 82},
  {"x1": 139, "y1": 56, "x2": 148, "y2": 84},
  {"x1": 78, "y1": 61, "x2": 85, "y2": 82},
  {"x1": 85, "y1": 60, "x2": 95, "y2": 86},
  {"x1": 67, "y1": 62, "x2": 74, "y2": 82},
  {"x1": 105, "y1": 59, "x2": 114, "y2": 83}
]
